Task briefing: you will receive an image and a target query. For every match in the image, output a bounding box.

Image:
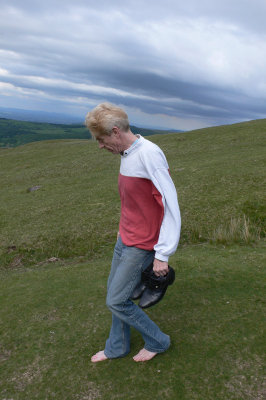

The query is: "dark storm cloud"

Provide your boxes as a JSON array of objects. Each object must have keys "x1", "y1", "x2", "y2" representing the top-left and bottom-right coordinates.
[{"x1": 0, "y1": 0, "x2": 265, "y2": 129}]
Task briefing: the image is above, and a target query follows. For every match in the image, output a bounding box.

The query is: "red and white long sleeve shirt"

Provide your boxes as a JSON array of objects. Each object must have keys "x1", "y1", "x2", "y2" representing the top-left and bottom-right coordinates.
[{"x1": 119, "y1": 135, "x2": 181, "y2": 262}]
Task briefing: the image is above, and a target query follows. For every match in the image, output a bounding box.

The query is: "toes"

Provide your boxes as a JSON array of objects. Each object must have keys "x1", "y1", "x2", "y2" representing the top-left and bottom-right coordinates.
[
  {"x1": 91, "y1": 350, "x2": 108, "y2": 363},
  {"x1": 133, "y1": 349, "x2": 157, "y2": 362}
]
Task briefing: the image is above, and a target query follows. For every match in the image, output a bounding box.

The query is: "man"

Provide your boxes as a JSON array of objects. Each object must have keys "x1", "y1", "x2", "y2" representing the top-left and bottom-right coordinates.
[{"x1": 85, "y1": 103, "x2": 181, "y2": 362}]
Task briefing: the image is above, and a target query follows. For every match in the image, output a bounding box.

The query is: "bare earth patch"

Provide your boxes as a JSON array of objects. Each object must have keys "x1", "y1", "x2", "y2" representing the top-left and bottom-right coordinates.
[
  {"x1": 75, "y1": 382, "x2": 101, "y2": 400},
  {"x1": 224, "y1": 355, "x2": 265, "y2": 400},
  {"x1": 9, "y1": 356, "x2": 48, "y2": 391},
  {"x1": 0, "y1": 348, "x2": 12, "y2": 362}
]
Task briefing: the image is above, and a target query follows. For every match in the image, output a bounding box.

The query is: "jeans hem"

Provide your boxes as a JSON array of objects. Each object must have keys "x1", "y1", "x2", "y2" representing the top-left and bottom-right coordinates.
[
  {"x1": 144, "y1": 337, "x2": 171, "y2": 354},
  {"x1": 104, "y1": 349, "x2": 130, "y2": 359}
]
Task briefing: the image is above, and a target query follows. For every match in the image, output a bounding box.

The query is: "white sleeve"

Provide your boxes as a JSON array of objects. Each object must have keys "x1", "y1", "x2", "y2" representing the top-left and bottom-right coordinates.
[{"x1": 152, "y1": 167, "x2": 181, "y2": 262}]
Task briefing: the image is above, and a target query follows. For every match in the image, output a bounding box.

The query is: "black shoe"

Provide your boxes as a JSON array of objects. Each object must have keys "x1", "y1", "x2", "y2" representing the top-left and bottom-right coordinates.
[
  {"x1": 138, "y1": 263, "x2": 175, "y2": 309},
  {"x1": 130, "y1": 281, "x2": 146, "y2": 300},
  {"x1": 139, "y1": 286, "x2": 168, "y2": 308}
]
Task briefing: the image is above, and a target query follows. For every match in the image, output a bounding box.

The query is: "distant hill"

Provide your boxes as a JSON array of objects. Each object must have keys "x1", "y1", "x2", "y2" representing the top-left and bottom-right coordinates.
[
  {"x1": 0, "y1": 118, "x2": 182, "y2": 148},
  {"x1": 0, "y1": 119, "x2": 91, "y2": 147},
  {"x1": 130, "y1": 125, "x2": 183, "y2": 137}
]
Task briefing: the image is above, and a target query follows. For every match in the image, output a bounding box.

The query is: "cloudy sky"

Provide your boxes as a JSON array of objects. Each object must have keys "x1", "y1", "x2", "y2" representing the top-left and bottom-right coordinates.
[{"x1": 0, "y1": 0, "x2": 266, "y2": 130}]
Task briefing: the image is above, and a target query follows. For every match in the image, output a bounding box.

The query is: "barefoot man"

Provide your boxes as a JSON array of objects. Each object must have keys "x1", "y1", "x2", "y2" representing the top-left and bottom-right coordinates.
[{"x1": 85, "y1": 103, "x2": 181, "y2": 362}]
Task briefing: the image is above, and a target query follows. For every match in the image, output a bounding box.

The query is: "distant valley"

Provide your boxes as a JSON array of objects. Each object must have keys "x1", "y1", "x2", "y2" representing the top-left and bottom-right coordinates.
[{"x1": 0, "y1": 117, "x2": 183, "y2": 148}]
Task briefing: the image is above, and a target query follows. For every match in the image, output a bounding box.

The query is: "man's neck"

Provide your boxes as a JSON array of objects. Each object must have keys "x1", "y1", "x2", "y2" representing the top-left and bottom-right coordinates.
[{"x1": 122, "y1": 130, "x2": 137, "y2": 151}]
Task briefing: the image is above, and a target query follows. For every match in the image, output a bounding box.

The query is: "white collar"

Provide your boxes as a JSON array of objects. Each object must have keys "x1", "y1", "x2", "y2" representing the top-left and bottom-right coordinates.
[{"x1": 121, "y1": 135, "x2": 143, "y2": 157}]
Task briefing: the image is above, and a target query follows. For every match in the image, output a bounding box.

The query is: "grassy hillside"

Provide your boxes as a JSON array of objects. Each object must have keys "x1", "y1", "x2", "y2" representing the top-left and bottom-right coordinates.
[
  {"x1": 0, "y1": 118, "x2": 181, "y2": 147},
  {"x1": 0, "y1": 119, "x2": 265, "y2": 399},
  {"x1": 0, "y1": 119, "x2": 264, "y2": 268}
]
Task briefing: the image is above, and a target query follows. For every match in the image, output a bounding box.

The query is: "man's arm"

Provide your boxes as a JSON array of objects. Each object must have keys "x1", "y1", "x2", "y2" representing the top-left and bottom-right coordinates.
[
  {"x1": 141, "y1": 148, "x2": 181, "y2": 266},
  {"x1": 152, "y1": 167, "x2": 181, "y2": 269}
]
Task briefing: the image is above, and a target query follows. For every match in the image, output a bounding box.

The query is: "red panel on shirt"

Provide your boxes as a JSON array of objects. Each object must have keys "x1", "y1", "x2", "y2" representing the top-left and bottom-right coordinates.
[{"x1": 118, "y1": 173, "x2": 164, "y2": 250}]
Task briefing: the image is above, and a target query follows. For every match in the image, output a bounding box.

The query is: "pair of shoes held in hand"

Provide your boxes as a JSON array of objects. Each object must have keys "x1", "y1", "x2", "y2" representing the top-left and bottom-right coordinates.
[{"x1": 131, "y1": 262, "x2": 175, "y2": 308}]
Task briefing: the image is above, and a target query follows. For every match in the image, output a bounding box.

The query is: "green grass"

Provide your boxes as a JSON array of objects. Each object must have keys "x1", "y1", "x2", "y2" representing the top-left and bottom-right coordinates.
[
  {"x1": 0, "y1": 118, "x2": 265, "y2": 399},
  {"x1": 0, "y1": 244, "x2": 265, "y2": 399},
  {"x1": 0, "y1": 119, "x2": 265, "y2": 268}
]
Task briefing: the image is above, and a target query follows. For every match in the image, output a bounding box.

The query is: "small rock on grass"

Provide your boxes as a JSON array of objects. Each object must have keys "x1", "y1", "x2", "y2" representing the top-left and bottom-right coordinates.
[
  {"x1": 27, "y1": 186, "x2": 41, "y2": 192},
  {"x1": 48, "y1": 257, "x2": 59, "y2": 263}
]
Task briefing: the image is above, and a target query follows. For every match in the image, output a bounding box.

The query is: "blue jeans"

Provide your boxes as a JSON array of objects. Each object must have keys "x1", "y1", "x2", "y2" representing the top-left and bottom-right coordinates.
[{"x1": 104, "y1": 236, "x2": 170, "y2": 358}]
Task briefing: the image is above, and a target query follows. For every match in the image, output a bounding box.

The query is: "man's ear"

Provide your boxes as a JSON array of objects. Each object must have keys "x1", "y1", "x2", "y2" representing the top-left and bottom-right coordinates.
[{"x1": 112, "y1": 126, "x2": 120, "y2": 137}]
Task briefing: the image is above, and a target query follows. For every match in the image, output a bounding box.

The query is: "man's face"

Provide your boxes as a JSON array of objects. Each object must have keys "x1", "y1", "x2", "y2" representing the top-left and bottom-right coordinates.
[{"x1": 96, "y1": 131, "x2": 122, "y2": 154}]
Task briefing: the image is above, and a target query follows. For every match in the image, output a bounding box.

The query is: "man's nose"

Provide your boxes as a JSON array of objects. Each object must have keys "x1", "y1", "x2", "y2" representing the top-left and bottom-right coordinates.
[{"x1": 98, "y1": 142, "x2": 104, "y2": 149}]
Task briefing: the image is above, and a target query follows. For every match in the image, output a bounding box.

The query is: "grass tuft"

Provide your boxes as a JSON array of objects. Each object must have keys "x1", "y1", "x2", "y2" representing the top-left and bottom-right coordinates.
[{"x1": 210, "y1": 215, "x2": 262, "y2": 245}]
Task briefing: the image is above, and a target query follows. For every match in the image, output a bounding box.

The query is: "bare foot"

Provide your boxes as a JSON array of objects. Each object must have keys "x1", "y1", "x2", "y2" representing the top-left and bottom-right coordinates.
[
  {"x1": 133, "y1": 348, "x2": 157, "y2": 362},
  {"x1": 91, "y1": 350, "x2": 108, "y2": 363}
]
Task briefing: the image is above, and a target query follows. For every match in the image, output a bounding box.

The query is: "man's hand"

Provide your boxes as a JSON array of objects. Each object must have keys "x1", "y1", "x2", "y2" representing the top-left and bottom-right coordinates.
[{"x1": 153, "y1": 258, "x2": 169, "y2": 277}]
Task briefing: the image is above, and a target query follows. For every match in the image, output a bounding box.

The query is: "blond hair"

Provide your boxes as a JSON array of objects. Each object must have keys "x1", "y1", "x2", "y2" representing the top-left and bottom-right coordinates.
[{"x1": 85, "y1": 103, "x2": 130, "y2": 137}]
